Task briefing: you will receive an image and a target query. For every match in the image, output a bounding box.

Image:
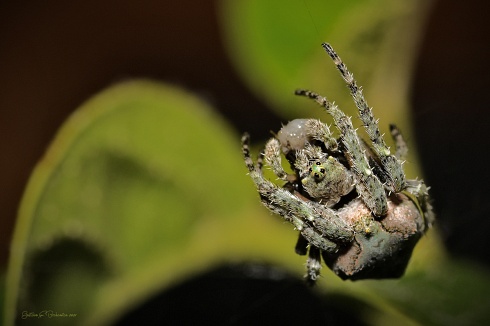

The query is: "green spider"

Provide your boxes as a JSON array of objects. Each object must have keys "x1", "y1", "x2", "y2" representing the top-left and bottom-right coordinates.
[{"x1": 241, "y1": 43, "x2": 434, "y2": 285}]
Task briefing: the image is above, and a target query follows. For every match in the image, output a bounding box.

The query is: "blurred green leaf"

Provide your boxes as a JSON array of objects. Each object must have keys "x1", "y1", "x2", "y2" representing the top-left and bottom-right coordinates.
[
  {"x1": 367, "y1": 259, "x2": 490, "y2": 325},
  {"x1": 4, "y1": 80, "x2": 299, "y2": 325},
  {"x1": 219, "y1": 0, "x2": 432, "y2": 140}
]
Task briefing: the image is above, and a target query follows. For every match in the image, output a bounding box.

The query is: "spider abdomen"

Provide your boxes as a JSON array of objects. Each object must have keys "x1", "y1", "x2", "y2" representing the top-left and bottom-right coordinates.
[{"x1": 324, "y1": 194, "x2": 425, "y2": 280}]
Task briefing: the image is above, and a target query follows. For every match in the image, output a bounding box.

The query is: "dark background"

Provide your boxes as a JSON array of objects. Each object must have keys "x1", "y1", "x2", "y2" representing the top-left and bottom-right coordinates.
[{"x1": 1, "y1": 0, "x2": 490, "y2": 274}]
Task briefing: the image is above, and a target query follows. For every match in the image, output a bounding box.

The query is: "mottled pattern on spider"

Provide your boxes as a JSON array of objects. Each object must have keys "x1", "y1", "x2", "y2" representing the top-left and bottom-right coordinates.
[{"x1": 242, "y1": 43, "x2": 434, "y2": 285}]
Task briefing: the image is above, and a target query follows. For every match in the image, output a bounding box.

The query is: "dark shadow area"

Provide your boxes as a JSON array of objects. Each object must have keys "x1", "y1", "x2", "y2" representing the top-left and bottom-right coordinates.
[
  {"x1": 411, "y1": 0, "x2": 490, "y2": 265},
  {"x1": 113, "y1": 263, "x2": 368, "y2": 326},
  {"x1": 19, "y1": 237, "x2": 112, "y2": 325}
]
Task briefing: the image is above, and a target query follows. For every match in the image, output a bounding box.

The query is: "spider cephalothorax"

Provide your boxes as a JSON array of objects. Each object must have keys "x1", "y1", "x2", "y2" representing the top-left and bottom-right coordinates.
[{"x1": 242, "y1": 43, "x2": 434, "y2": 285}]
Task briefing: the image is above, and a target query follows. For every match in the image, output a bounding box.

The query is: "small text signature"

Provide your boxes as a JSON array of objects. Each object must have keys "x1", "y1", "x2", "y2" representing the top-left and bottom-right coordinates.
[{"x1": 21, "y1": 310, "x2": 78, "y2": 319}]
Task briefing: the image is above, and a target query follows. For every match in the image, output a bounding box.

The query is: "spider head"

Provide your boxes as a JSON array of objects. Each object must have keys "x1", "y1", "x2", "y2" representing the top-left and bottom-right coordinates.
[
  {"x1": 300, "y1": 157, "x2": 354, "y2": 205},
  {"x1": 304, "y1": 161, "x2": 326, "y2": 182}
]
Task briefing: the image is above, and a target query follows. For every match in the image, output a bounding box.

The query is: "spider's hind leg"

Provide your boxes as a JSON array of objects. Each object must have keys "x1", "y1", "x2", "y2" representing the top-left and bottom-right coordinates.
[
  {"x1": 405, "y1": 179, "x2": 435, "y2": 228},
  {"x1": 389, "y1": 124, "x2": 408, "y2": 161}
]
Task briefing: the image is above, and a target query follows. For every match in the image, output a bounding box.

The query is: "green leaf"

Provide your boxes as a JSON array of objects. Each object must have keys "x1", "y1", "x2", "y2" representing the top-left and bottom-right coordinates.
[
  {"x1": 366, "y1": 259, "x2": 490, "y2": 325},
  {"x1": 219, "y1": 0, "x2": 432, "y2": 138},
  {"x1": 4, "y1": 80, "x2": 298, "y2": 325}
]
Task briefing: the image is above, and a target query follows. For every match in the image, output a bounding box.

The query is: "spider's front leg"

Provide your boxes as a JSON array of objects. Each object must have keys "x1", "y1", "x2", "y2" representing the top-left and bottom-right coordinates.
[
  {"x1": 265, "y1": 119, "x2": 353, "y2": 207},
  {"x1": 322, "y1": 43, "x2": 406, "y2": 193},
  {"x1": 242, "y1": 132, "x2": 354, "y2": 250},
  {"x1": 263, "y1": 118, "x2": 338, "y2": 184},
  {"x1": 295, "y1": 90, "x2": 388, "y2": 216},
  {"x1": 263, "y1": 138, "x2": 297, "y2": 183}
]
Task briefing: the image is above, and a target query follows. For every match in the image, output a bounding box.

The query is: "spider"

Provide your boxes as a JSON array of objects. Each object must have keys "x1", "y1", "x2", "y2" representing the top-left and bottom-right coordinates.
[{"x1": 241, "y1": 43, "x2": 434, "y2": 285}]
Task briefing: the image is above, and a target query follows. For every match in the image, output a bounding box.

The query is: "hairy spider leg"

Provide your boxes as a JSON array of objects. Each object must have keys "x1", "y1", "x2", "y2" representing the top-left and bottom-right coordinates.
[
  {"x1": 264, "y1": 138, "x2": 295, "y2": 182},
  {"x1": 405, "y1": 179, "x2": 435, "y2": 228},
  {"x1": 303, "y1": 119, "x2": 338, "y2": 151},
  {"x1": 305, "y1": 246, "x2": 322, "y2": 286},
  {"x1": 256, "y1": 146, "x2": 265, "y2": 171},
  {"x1": 389, "y1": 124, "x2": 408, "y2": 160},
  {"x1": 322, "y1": 43, "x2": 406, "y2": 193},
  {"x1": 242, "y1": 133, "x2": 354, "y2": 251},
  {"x1": 387, "y1": 125, "x2": 434, "y2": 226},
  {"x1": 293, "y1": 142, "x2": 326, "y2": 174},
  {"x1": 295, "y1": 233, "x2": 309, "y2": 255},
  {"x1": 294, "y1": 90, "x2": 388, "y2": 216}
]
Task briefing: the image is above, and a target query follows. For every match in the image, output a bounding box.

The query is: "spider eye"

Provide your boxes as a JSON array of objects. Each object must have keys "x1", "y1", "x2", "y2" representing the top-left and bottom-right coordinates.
[{"x1": 309, "y1": 163, "x2": 325, "y2": 181}]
